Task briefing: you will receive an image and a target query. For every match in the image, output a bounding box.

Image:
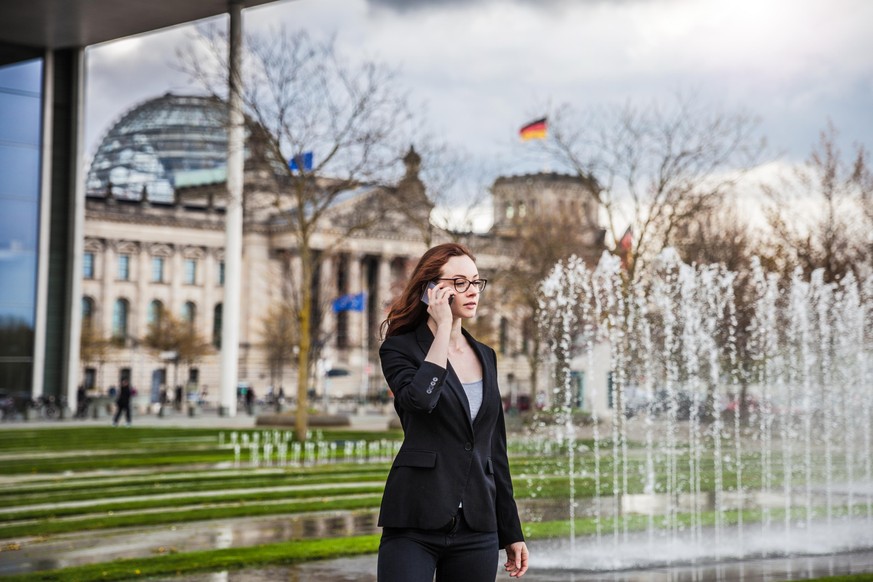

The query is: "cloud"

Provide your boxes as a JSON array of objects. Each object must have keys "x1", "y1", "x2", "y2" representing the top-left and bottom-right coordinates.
[
  {"x1": 83, "y1": 0, "x2": 873, "y2": 181},
  {"x1": 364, "y1": 0, "x2": 642, "y2": 13}
]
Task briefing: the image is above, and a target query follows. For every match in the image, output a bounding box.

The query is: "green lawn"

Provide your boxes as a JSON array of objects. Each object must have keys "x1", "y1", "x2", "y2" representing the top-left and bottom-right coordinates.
[{"x1": 1, "y1": 425, "x2": 869, "y2": 581}]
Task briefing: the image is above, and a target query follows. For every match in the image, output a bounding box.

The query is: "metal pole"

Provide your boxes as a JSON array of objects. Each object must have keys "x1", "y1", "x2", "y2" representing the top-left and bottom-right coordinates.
[
  {"x1": 32, "y1": 50, "x2": 55, "y2": 403},
  {"x1": 219, "y1": 0, "x2": 244, "y2": 416}
]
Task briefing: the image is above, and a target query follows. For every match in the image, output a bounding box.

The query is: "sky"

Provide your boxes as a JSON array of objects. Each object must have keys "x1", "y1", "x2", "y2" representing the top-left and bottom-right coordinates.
[{"x1": 84, "y1": 0, "x2": 873, "y2": 225}]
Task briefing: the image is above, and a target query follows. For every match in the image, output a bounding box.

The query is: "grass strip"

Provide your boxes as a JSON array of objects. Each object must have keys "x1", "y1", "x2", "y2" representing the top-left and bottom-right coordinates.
[
  {"x1": 804, "y1": 576, "x2": 873, "y2": 582},
  {"x1": 1, "y1": 483, "x2": 384, "y2": 522},
  {"x1": 2, "y1": 472, "x2": 389, "y2": 506},
  {"x1": 0, "y1": 494, "x2": 384, "y2": 538},
  {"x1": 0, "y1": 534, "x2": 382, "y2": 582}
]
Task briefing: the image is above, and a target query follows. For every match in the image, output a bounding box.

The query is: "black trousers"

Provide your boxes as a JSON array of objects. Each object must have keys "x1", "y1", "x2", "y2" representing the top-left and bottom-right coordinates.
[
  {"x1": 377, "y1": 508, "x2": 499, "y2": 582},
  {"x1": 113, "y1": 402, "x2": 131, "y2": 425}
]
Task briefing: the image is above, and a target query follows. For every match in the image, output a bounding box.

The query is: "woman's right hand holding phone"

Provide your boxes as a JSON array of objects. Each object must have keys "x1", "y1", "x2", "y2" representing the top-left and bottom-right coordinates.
[{"x1": 426, "y1": 283, "x2": 455, "y2": 328}]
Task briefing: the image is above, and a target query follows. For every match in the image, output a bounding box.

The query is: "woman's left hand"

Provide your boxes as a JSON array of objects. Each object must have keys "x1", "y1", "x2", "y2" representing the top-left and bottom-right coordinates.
[{"x1": 504, "y1": 541, "x2": 529, "y2": 578}]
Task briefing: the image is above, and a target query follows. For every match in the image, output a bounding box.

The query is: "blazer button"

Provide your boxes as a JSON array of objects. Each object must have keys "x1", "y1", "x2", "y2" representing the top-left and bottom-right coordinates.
[
  {"x1": 426, "y1": 388, "x2": 433, "y2": 394},
  {"x1": 464, "y1": 442, "x2": 472, "y2": 451},
  {"x1": 432, "y1": 377, "x2": 439, "y2": 382}
]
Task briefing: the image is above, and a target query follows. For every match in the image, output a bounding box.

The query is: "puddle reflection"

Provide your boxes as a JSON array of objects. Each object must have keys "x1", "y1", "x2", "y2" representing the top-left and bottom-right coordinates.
[{"x1": 0, "y1": 510, "x2": 380, "y2": 576}]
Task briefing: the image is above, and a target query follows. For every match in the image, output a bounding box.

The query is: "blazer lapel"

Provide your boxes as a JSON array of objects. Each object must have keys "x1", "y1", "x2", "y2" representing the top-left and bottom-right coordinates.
[{"x1": 415, "y1": 322, "x2": 475, "y2": 432}]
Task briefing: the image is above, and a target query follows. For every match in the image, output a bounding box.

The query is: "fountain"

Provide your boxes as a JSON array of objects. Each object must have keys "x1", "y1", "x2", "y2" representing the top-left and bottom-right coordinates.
[{"x1": 535, "y1": 250, "x2": 873, "y2": 573}]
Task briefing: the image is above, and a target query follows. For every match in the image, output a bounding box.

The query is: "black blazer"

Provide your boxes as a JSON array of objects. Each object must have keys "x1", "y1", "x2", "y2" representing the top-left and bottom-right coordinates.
[{"x1": 378, "y1": 321, "x2": 524, "y2": 548}]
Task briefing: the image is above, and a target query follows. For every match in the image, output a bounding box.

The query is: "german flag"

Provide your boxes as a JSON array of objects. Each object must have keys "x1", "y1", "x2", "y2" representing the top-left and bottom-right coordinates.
[{"x1": 519, "y1": 117, "x2": 547, "y2": 141}]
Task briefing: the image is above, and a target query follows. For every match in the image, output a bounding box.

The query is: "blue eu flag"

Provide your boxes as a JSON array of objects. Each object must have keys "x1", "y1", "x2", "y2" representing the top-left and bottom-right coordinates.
[
  {"x1": 288, "y1": 151, "x2": 314, "y2": 172},
  {"x1": 332, "y1": 292, "x2": 365, "y2": 313}
]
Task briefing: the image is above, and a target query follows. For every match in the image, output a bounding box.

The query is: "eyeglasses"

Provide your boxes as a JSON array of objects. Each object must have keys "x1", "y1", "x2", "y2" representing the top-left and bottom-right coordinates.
[{"x1": 435, "y1": 278, "x2": 488, "y2": 293}]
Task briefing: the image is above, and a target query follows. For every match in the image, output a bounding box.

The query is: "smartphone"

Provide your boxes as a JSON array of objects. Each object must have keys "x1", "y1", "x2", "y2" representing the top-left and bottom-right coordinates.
[{"x1": 421, "y1": 281, "x2": 453, "y2": 305}]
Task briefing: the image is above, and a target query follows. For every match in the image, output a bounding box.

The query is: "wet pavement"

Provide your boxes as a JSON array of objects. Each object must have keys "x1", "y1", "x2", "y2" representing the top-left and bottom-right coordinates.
[
  {"x1": 155, "y1": 545, "x2": 873, "y2": 582},
  {"x1": 0, "y1": 510, "x2": 380, "y2": 576}
]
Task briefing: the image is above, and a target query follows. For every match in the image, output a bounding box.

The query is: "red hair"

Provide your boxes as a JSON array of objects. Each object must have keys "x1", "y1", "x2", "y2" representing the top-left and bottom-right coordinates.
[{"x1": 381, "y1": 243, "x2": 476, "y2": 339}]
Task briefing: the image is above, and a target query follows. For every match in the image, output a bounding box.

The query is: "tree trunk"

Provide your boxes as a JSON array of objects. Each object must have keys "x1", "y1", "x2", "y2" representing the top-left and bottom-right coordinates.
[{"x1": 295, "y1": 248, "x2": 313, "y2": 442}]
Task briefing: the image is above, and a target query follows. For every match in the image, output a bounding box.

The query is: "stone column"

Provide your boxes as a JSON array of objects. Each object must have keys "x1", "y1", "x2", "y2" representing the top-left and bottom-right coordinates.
[
  {"x1": 319, "y1": 254, "x2": 335, "y2": 352},
  {"x1": 203, "y1": 250, "x2": 216, "y2": 340},
  {"x1": 136, "y1": 245, "x2": 150, "y2": 341},
  {"x1": 347, "y1": 253, "x2": 362, "y2": 351},
  {"x1": 241, "y1": 231, "x2": 270, "y2": 386},
  {"x1": 376, "y1": 254, "x2": 392, "y2": 319},
  {"x1": 170, "y1": 246, "x2": 182, "y2": 317},
  {"x1": 100, "y1": 240, "x2": 114, "y2": 337}
]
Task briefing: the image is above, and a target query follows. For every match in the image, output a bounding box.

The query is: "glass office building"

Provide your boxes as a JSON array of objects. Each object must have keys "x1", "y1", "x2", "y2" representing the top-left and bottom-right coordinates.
[
  {"x1": 0, "y1": 58, "x2": 43, "y2": 398},
  {"x1": 1, "y1": 1, "x2": 277, "y2": 412}
]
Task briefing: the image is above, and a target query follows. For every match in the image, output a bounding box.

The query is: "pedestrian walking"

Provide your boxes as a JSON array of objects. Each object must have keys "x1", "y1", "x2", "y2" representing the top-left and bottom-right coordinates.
[
  {"x1": 376, "y1": 243, "x2": 529, "y2": 581},
  {"x1": 112, "y1": 378, "x2": 132, "y2": 427}
]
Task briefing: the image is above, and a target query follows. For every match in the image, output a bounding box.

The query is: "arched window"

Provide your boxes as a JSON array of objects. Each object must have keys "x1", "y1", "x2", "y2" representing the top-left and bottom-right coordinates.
[
  {"x1": 182, "y1": 301, "x2": 196, "y2": 327},
  {"x1": 82, "y1": 297, "x2": 95, "y2": 328},
  {"x1": 147, "y1": 300, "x2": 164, "y2": 326},
  {"x1": 112, "y1": 299, "x2": 129, "y2": 340},
  {"x1": 213, "y1": 303, "x2": 223, "y2": 348}
]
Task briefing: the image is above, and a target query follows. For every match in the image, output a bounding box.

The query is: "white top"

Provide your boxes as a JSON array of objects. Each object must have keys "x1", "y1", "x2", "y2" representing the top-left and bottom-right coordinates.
[{"x1": 462, "y1": 379, "x2": 484, "y2": 420}]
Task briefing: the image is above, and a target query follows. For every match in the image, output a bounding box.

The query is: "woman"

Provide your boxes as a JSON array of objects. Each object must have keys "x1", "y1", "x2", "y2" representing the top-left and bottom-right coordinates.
[{"x1": 377, "y1": 243, "x2": 529, "y2": 581}]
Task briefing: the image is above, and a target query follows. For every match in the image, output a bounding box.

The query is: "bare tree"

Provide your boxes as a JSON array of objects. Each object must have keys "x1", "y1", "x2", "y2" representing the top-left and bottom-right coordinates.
[
  {"x1": 79, "y1": 322, "x2": 114, "y2": 391},
  {"x1": 178, "y1": 28, "x2": 419, "y2": 440},
  {"x1": 260, "y1": 300, "x2": 297, "y2": 392},
  {"x1": 764, "y1": 122, "x2": 873, "y2": 283},
  {"x1": 673, "y1": 202, "x2": 781, "y2": 422},
  {"x1": 545, "y1": 93, "x2": 765, "y2": 282},
  {"x1": 143, "y1": 311, "x2": 212, "y2": 394}
]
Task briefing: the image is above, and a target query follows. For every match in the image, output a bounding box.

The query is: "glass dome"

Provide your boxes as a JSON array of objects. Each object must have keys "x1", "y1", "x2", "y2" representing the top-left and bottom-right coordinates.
[{"x1": 86, "y1": 93, "x2": 240, "y2": 202}]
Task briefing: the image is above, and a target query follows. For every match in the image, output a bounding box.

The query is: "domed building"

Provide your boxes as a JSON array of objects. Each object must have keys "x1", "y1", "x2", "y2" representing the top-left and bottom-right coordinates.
[
  {"x1": 86, "y1": 94, "x2": 230, "y2": 202},
  {"x1": 85, "y1": 93, "x2": 285, "y2": 203},
  {"x1": 80, "y1": 92, "x2": 607, "y2": 417},
  {"x1": 80, "y1": 93, "x2": 442, "y2": 408}
]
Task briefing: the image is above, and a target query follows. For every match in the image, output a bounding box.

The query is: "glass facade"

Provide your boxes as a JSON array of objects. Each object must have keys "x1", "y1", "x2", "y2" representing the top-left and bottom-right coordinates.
[
  {"x1": 0, "y1": 58, "x2": 42, "y2": 396},
  {"x1": 84, "y1": 93, "x2": 285, "y2": 204},
  {"x1": 86, "y1": 95, "x2": 232, "y2": 202}
]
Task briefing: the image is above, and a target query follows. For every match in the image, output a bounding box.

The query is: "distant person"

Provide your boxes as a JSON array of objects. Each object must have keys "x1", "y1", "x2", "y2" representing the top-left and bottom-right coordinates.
[
  {"x1": 245, "y1": 386, "x2": 255, "y2": 415},
  {"x1": 275, "y1": 386, "x2": 285, "y2": 412},
  {"x1": 75, "y1": 385, "x2": 87, "y2": 419},
  {"x1": 112, "y1": 378, "x2": 132, "y2": 427},
  {"x1": 174, "y1": 385, "x2": 183, "y2": 411}
]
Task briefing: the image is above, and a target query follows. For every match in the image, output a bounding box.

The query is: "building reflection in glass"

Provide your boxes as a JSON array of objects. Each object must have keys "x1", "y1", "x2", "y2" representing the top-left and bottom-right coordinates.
[{"x1": 0, "y1": 58, "x2": 42, "y2": 397}]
